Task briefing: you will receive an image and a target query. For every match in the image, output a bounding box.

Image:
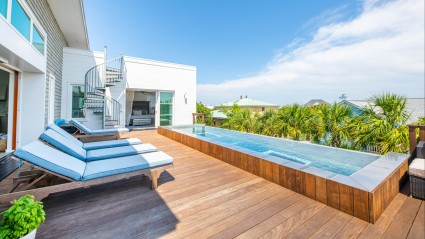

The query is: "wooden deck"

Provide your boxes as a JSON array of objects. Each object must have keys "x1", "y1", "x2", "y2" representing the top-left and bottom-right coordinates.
[{"x1": 2, "y1": 130, "x2": 422, "y2": 238}]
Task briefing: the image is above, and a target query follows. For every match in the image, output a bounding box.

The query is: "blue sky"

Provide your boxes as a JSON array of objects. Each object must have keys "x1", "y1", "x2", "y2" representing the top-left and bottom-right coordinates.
[{"x1": 85, "y1": 0, "x2": 424, "y2": 105}]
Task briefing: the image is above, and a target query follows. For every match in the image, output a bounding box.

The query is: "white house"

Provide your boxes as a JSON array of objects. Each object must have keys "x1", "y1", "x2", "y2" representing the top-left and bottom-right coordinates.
[
  {"x1": 60, "y1": 47, "x2": 196, "y2": 130},
  {"x1": 0, "y1": 0, "x2": 196, "y2": 155},
  {"x1": 0, "y1": 0, "x2": 89, "y2": 153}
]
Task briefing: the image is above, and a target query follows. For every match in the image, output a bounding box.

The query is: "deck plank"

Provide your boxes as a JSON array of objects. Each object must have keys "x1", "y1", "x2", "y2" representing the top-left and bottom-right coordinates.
[
  {"x1": 308, "y1": 211, "x2": 352, "y2": 239},
  {"x1": 282, "y1": 206, "x2": 339, "y2": 239},
  {"x1": 382, "y1": 197, "x2": 423, "y2": 239},
  {"x1": 407, "y1": 201, "x2": 424, "y2": 239},
  {"x1": 258, "y1": 201, "x2": 326, "y2": 238},
  {"x1": 0, "y1": 129, "x2": 417, "y2": 239},
  {"x1": 233, "y1": 196, "x2": 313, "y2": 239}
]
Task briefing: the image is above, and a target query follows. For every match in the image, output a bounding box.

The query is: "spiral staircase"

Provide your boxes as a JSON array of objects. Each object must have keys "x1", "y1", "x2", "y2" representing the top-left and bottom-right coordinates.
[{"x1": 84, "y1": 56, "x2": 126, "y2": 129}]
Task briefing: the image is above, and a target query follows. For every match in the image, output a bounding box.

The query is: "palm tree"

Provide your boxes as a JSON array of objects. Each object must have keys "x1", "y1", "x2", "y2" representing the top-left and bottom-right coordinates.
[
  {"x1": 317, "y1": 103, "x2": 352, "y2": 147},
  {"x1": 352, "y1": 93, "x2": 409, "y2": 154},
  {"x1": 221, "y1": 105, "x2": 255, "y2": 132},
  {"x1": 277, "y1": 104, "x2": 311, "y2": 140}
]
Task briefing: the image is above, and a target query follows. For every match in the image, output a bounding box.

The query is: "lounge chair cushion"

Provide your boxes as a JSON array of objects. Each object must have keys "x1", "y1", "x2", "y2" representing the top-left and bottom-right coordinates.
[
  {"x1": 13, "y1": 141, "x2": 85, "y2": 181},
  {"x1": 40, "y1": 129, "x2": 87, "y2": 161},
  {"x1": 47, "y1": 124, "x2": 84, "y2": 147},
  {"x1": 409, "y1": 158, "x2": 425, "y2": 178},
  {"x1": 48, "y1": 123, "x2": 141, "y2": 150},
  {"x1": 85, "y1": 144, "x2": 157, "y2": 161},
  {"x1": 14, "y1": 141, "x2": 173, "y2": 182},
  {"x1": 83, "y1": 138, "x2": 142, "y2": 150},
  {"x1": 83, "y1": 151, "x2": 173, "y2": 180},
  {"x1": 70, "y1": 119, "x2": 129, "y2": 134}
]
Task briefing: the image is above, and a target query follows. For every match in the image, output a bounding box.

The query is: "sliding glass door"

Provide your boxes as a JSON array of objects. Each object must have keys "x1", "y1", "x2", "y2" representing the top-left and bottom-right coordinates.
[{"x1": 159, "y1": 92, "x2": 173, "y2": 126}]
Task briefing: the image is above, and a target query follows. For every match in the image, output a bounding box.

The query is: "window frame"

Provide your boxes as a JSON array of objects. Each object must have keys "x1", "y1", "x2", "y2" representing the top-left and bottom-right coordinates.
[
  {"x1": 32, "y1": 23, "x2": 45, "y2": 55},
  {"x1": 70, "y1": 84, "x2": 86, "y2": 120},
  {"x1": 0, "y1": 0, "x2": 8, "y2": 19},
  {"x1": 2, "y1": 0, "x2": 47, "y2": 56}
]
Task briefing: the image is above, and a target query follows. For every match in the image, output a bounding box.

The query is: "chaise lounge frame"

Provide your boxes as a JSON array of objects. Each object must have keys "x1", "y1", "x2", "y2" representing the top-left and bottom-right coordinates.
[
  {"x1": 71, "y1": 126, "x2": 123, "y2": 143},
  {"x1": 0, "y1": 156, "x2": 173, "y2": 204}
]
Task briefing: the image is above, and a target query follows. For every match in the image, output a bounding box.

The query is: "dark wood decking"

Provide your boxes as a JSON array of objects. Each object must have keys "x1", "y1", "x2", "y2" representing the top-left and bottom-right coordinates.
[{"x1": 5, "y1": 130, "x2": 423, "y2": 238}]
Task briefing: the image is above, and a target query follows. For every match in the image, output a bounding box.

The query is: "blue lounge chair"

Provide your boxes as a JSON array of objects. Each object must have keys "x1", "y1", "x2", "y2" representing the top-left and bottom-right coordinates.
[
  {"x1": 47, "y1": 124, "x2": 141, "y2": 150},
  {"x1": 0, "y1": 141, "x2": 173, "y2": 203},
  {"x1": 70, "y1": 119, "x2": 129, "y2": 135},
  {"x1": 40, "y1": 129, "x2": 157, "y2": 162}
]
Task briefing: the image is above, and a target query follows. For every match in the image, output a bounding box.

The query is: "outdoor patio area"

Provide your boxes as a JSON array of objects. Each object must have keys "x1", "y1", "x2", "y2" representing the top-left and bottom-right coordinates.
[{"x1": 2, "y1": 130, "x2": 422, "y2": 239}]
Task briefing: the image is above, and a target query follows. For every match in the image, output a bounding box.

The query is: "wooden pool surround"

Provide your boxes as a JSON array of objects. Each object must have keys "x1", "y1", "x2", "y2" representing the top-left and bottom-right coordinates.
[{"x1": 158, "y1": 127, "x2": 408, "y2": 223}]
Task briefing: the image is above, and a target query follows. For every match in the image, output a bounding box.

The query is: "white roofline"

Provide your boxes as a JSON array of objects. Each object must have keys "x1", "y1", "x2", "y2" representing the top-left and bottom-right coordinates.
[
  {"x1": 124, "y1": 55, "x2": 196, "y2": 71},
  {"x1": 80, "y1": 0, "x2": 90, "y2": 49},
  {"x1": 47, "y1": 0, "x2": 89, "y2": 49}
]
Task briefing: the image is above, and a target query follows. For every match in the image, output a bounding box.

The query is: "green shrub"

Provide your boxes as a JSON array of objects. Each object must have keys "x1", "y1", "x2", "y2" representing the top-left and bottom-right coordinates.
[{"x1": 0, "y1": 195, "x2": 45, "y2": 239}]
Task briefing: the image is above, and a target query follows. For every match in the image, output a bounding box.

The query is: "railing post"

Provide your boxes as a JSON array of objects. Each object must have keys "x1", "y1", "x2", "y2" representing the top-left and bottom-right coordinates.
[
  {"x1": 408, "y1": 125, "x2": 417, "y2": 155},
  {"x1": 419, "y1": 126, "x2": 425, "y2": 141}
]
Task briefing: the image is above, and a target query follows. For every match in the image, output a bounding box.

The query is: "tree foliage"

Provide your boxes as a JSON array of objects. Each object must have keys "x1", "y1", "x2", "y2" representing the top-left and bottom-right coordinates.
[
  {"x1": 196, "y1": 102, "x2": 213, "y2": 126},
  {"x1": 217, "y1": 93, "x2": 416, "y2": 154}
]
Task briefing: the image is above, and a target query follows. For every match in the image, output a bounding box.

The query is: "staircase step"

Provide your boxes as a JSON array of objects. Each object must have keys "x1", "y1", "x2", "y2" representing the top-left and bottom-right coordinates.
[
  {"x1": 106, "y1": 72, "x2": 121, "y2": 75},
  {"x1": 86, "y1": 97, "x2": 104, "y2": 101},
  {"x1": 105, "y1": 84, "x2": 116, "y2": 87},
  {"x1": 105, "y1": 121, "x2": 119, "y2": 126},
  {"x1": 95, "y1": 87, "x2": 106, "y2": 91},
  {"x1": 106, "y1": 66, "x2": 120, "y2": 70},
  {"x1": 85, "y1": 104, "x2": 104, "y2": 108},
  {"x1": 87, "y1": 92, "x2": 104, "y2": 97}
]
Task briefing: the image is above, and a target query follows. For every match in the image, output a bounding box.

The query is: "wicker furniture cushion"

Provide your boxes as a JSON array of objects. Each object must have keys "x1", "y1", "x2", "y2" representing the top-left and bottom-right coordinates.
[{"x1": 409, "y1": 158, "x2": 425, "y2": 178}]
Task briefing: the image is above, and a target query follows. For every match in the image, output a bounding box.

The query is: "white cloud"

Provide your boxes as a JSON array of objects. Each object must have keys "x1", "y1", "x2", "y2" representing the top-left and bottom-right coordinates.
[{"x1": 197, "y1": 0, "x2": 424, "y2": 106}]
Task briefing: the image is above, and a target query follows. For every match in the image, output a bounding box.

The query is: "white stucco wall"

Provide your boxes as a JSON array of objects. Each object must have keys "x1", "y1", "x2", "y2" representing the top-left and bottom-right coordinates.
[
  {"x1": 61, "y1": 47, "x2": 104, "y2": 129},
  {"x1": 125, "y1": 56, "x2": 197, "y2": 126},
  {"x1": 61, "y1": 48, "x2": 196, "y2": 129},
  {"x1": 17, "y1": 72, "x2": 46, "y2": 147}
]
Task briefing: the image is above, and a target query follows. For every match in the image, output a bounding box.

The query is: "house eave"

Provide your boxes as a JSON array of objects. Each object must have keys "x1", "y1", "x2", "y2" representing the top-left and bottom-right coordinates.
[{"x1": 47, "y1": 0, "x2": 89, "y2": 50}]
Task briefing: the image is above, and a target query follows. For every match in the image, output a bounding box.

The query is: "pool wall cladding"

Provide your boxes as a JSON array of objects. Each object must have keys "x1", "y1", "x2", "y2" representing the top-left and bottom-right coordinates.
[{"x1": 158, "y1": 127, "x2": 409, "y2": 223}]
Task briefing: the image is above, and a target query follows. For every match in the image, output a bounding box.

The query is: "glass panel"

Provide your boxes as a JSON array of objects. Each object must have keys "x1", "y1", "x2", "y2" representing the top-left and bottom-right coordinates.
[
  {"x1": 11, "y1": 0, "x2": 30, "y2": 41},
  {"x1": 0, "y1": 0, "x2": 7, "y2": 18},
  {"x1": 32, "y1": 25, "x2": 44, "y2": 54},
  {"x1": 71, "y1": 86, "x2": 85, "y2": 118},
  {"x1": 159, "y1": 92, "x2": 173, "y2": 126}
]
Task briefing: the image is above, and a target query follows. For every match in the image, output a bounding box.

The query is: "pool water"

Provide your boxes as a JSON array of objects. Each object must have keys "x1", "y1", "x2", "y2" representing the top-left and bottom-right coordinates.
[{"x1": 173, "y1": 126, "x2": 380, "y2": 176}]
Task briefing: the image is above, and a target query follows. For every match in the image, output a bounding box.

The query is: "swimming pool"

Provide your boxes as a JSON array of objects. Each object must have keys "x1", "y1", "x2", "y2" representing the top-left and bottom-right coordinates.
[
  {"x1": 174, "y1": 126, "x2": 378, "y2": 176},
  {"x1": 159, "y1": 125, "x2": 409, "y2": 223}
]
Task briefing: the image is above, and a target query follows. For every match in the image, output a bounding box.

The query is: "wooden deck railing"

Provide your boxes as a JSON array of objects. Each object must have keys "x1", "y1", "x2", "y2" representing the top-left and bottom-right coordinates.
[
  {"x1": 408, "y1": 124, "x2": 425, "y2": 154},
  {"x1": 192, "y1": 113, "x2": 206, "y2": 124}
]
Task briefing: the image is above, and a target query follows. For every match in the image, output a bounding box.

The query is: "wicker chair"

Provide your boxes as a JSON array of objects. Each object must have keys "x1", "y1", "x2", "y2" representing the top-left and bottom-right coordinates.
[{"x1": 409, "y1": 158, "x2": 425, "y2": 199}]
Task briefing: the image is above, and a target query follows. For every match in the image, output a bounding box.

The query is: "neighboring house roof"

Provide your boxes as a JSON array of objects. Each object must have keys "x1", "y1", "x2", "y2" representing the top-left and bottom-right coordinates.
[
  {"x1": 211, "y1": 110, "x2": 227, "y2": 119},
  {"x1": 304, "y1": 99, "x2": 330, "y2": 106},
  {"x1": 406, "y1": 98, "x2": 425, "y2": 123},
  {"x1": 218, "y1": 98, "x2": 278, "y2": 107},
  {"x1": 343, "y1": 100, "x2": 371, "y2": 109},
  {"x1": 47, "y1": 0, "x2": 89, "y2": 49},
  {"x1": 340, "y1": 98, "x2": 425, "y2": 123}
]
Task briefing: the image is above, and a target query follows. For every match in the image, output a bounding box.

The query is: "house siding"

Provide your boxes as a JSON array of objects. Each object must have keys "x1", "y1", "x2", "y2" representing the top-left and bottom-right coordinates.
[{"x1": 25, "y1": 0, "x2": 68, "y2": 125}]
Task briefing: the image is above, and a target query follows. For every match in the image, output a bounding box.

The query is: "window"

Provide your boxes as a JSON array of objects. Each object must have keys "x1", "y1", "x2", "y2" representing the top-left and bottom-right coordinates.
[
  {"x1": 11, "y1": 0, "x2": 30, "y2": 41},
  {"x1": 0, "y1": 0, "x2": 7, "y2": 18},
  {"x1": 159, "y1": 92, "x2": 173, "y2": 126},
  {"x1": 71, "y1": 85, "x2": 85, "y2": 118},
  {"x1": 32, "y1": 24, "x2": 44, "y2": 54}
]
